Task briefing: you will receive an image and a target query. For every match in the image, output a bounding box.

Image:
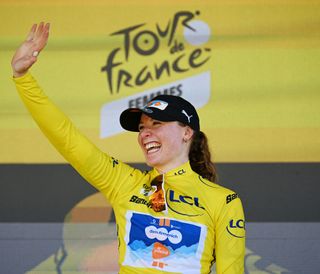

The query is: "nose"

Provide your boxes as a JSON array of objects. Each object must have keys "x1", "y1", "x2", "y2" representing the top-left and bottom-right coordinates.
[{"x1": 139, "y1": 127, "x2": 152, "y2": 139}]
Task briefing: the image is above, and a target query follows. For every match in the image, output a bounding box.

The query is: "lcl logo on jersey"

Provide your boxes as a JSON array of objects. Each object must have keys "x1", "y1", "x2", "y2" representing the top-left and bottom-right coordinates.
[
  {"x1": 166, "y1": 189, "x2": 205, "y2": 216},
  {"x1": 174, "y1": 169, "x2": 186, "y2": 176},
  {"x1": 226, "y1": 219, "x2": 245, "y2": 238}
]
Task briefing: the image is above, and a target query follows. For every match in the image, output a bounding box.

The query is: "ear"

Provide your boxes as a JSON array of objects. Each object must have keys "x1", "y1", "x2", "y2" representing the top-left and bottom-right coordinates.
[{"x1": 183, "y1": 126, "x2": 194, "y2": 142}]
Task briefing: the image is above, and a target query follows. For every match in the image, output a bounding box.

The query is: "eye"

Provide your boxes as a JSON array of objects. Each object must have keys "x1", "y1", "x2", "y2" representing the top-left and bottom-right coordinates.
[
  {"x1": 138, "y1": 124, "x2": 144, "y2": 132},
  {"x1": 153, "y1": 121, "x2": 162, "y2": 126}
]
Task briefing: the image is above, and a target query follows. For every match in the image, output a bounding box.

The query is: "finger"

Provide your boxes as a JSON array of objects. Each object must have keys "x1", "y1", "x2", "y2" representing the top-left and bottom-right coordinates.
[
  {"x1": 42, "y1": 23, "x2": 50, "y2": 41},
  {"x1": 34, "y1": 23, "x2": 50, "y2": 52},
  {"x1": 35, "y1": 22, "x2": 44, "y2": 40},
  {"x1": 44, "y1": 22, "x2": 50, "y2": 33},
  {"x1": 26, "y1": 24, "x2": 37, "y2": 41}
]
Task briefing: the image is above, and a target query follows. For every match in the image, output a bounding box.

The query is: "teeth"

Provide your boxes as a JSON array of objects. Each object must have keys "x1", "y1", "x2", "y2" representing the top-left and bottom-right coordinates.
[{"x1": 145, "y1": 142, "x2": 161, "y2": 152}]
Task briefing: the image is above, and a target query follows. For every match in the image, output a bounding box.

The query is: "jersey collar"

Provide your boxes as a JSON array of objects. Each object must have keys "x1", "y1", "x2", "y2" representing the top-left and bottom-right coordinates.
[{"x1": 150, "y1": 161, "x2": 193, "y2": 178}]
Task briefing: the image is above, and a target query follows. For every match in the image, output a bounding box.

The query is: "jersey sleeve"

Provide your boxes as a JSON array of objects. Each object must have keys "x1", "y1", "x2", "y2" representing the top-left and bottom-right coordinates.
[
  {"x1": 215, "y1": 192, "x2": 246, "y2": 274},
  {"x1": 12, "y1": 72, "x2": 139, "y2": 204}
]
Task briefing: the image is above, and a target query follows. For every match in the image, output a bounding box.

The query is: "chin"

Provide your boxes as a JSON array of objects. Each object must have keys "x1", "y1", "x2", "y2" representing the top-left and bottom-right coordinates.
[
  {"x1": 145, "y1": 159, "x2": 158, "y2": 168},
  {"x1": 145, "y1": 155, "x2": 162, "y2": 169}
]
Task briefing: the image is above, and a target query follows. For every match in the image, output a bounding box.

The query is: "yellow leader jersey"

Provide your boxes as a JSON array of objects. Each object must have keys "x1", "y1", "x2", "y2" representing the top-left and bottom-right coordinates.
[{"x1": 13, "y1": 72, "x2": 245, "y2": 274}]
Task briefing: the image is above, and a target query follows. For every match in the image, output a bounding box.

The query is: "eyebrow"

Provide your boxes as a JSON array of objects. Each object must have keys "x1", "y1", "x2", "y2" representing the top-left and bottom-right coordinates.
[{"x1": 139, "y1": 117, "x2": 164, "y2": 127}]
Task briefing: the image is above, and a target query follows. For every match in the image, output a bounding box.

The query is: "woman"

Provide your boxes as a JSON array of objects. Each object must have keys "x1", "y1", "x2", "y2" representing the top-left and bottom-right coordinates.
[{"x1": 12, "y1": 23, "x2": 245, "y2": 274}]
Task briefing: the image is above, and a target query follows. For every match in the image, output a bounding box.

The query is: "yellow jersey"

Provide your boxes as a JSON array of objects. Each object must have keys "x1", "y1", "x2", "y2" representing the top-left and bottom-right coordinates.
[{"x1": 13, "y1": 72, "x2": 245, "y2": 274}]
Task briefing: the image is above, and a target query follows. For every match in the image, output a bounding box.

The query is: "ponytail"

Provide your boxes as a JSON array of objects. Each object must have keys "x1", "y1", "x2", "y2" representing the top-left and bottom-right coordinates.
[{"x1": 189, "y1": 131, "x2": 217, "y2": 183}]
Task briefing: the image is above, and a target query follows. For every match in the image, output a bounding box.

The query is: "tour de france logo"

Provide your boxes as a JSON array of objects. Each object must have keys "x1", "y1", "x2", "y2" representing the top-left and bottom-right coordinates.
[
  {"x1": 100, "y1": 10, "x2": 212, "y2": 138},
  {"x1": 101, "y1": 10, "x2": 211, "y2": 94}
]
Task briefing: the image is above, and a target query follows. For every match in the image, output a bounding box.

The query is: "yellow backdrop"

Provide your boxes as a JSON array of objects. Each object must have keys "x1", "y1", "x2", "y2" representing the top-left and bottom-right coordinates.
[{"x1": 1, "y1": 0, "x2": 320, "y2": 163}]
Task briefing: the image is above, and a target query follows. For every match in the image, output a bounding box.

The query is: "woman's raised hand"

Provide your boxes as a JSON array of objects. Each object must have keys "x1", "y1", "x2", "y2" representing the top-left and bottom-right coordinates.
[{"x1": 11, "y1": 22, "x2": 50, "y2": 77}]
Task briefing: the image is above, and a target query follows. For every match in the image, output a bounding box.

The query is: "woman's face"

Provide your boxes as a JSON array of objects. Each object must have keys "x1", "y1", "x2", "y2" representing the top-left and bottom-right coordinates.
[{"x1": 138, "y1": 114, "x2": 193, "y2": 173}]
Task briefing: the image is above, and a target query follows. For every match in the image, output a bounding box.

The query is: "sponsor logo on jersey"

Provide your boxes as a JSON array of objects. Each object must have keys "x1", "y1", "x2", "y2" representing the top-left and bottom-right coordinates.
[
  {"x1": 226, "y1": 193, "x2": 238, "y2": 204},
  {"x1": 174, "y1": 168, "x2": 186, "y2": 176},
  {"x1": 129, "y1": 195, "x2": 153, "y2": 208},
  {"x1": 123, "y1": 211, "x2": 206, "y2": 272},
  {"x1": 226, "y1": 219, "x2": 245, "y2": 238},
  {"x1": 145, "y1": 225, "x2": 183, "y2": 244},
  {"x1": 166, "y1": 189, "x2": 205, "y2": 216}
]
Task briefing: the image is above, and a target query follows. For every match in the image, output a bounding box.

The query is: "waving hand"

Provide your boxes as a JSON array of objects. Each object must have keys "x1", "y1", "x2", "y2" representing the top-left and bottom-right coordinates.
[{"x1": 11, "y1": 22, "x2": 50, "y2": 77}]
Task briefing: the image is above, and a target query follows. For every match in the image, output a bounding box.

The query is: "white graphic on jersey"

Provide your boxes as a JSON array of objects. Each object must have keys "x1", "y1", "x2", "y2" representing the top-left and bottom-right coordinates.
[
  {"x1": 145, "y1": 226, "x2": 182, "y2": 244},
  {"x1": 123, "y1": 211, "x2": 207, "y2": 274}
]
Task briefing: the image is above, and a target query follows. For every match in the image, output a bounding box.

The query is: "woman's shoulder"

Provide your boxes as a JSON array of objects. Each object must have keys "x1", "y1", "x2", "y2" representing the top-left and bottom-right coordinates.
[{"x1": 195, "y1": 174, "x2": 238, "y2": 199}]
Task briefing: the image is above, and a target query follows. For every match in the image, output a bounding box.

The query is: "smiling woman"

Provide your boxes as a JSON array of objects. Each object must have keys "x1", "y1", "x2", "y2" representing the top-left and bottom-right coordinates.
[
  {"x1": 12, "y1": 23, "x2": 245, "y2": 274},
  {"x1": 137, "y1": 114, "x2": 192, "y2": 173}
]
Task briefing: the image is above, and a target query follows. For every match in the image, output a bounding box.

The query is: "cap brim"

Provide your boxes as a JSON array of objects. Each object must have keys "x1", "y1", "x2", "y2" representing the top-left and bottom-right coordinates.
[
  {"x1": 120, "y1": 107, "x2": 180, "y2": 132},
  {"x1": 120, "y1": 108, "x2": 143, "y2": 132}
]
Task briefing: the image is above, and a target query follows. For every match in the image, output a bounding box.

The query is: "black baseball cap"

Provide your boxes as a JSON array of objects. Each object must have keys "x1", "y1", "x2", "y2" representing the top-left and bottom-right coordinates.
[{"x1": 120, "y1": 95, "x2": 200, "y2": 132}]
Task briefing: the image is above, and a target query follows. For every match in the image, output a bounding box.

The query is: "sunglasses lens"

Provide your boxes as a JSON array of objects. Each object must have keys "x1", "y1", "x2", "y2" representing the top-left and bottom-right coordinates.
[{"x1": 150, "y1": 176, "x2": 166, "y2": 212}]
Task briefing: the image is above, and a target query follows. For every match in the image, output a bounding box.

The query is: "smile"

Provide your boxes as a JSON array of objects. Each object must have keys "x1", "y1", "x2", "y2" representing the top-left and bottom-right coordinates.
[{"x1": 144, "y1": 142, "x2": 161, "y2": 154}]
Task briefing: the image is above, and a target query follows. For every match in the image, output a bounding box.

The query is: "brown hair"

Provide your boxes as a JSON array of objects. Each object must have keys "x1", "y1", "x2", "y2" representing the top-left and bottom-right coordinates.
[{"x1": 189, "y1": 131, "x2": 217, "y2": 183}]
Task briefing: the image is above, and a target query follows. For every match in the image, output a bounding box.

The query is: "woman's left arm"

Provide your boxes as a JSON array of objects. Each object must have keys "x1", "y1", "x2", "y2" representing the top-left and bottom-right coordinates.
[{"x1": 215, "y1": 193, "x2": 246, "y2": 274}]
